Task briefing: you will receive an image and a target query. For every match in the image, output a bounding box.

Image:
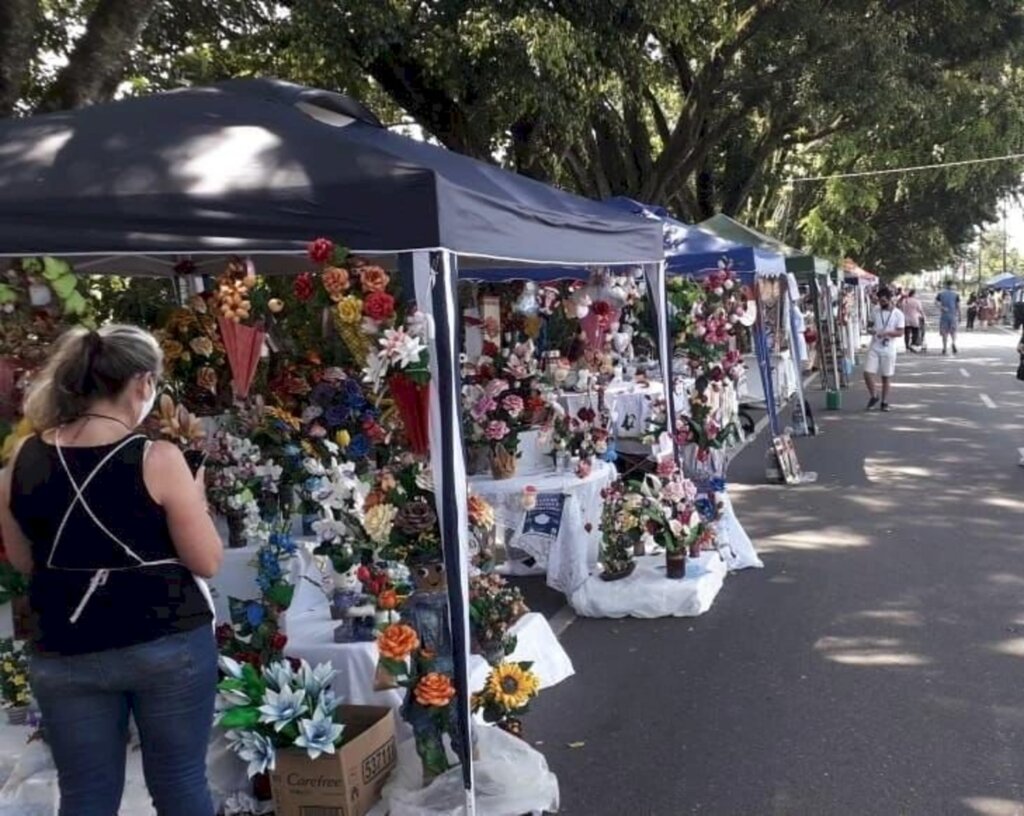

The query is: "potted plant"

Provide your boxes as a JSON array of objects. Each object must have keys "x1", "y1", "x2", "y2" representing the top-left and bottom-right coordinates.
[
  {"x1": 468, "y1": 573, "x2": 529, "y2": 665},
  {"x1": 462, "y1": 377, "x2": 528, "y2": 480},
  {"x1": 597, "y1": 482, "x2": 638, "y2": 580}
]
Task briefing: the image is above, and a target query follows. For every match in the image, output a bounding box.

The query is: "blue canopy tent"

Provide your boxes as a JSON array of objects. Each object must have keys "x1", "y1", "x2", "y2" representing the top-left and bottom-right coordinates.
[
  {"x1": 990, "y1": 274, "x2": 1024, "y2": 291},
  {"x1": 0, "y1": 79, "x2": 666, "y2": 811}
]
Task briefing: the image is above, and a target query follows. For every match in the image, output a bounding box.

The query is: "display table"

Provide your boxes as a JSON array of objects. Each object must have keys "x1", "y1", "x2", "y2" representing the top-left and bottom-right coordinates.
[
  {"x1": 740, "y1": 350, "x2": 797, "y2": 404},
  {"x1": 284, "y1": 609, "x2": 574, "y2": 715},
  {"x1": 570, "y1": 552, "x2": 727, "y2": 619},
  {"x1": 469, "y1": 460, "x2": 615, "y2": 595},
  {"x1": 557, "y1": 380, "x2": 663, "y2": 438}
]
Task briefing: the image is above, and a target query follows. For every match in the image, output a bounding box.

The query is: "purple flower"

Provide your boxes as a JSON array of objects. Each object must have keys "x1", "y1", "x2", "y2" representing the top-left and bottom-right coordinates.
[{"x1": 484, "y1": 420, "x2": 510, "y2": 441}]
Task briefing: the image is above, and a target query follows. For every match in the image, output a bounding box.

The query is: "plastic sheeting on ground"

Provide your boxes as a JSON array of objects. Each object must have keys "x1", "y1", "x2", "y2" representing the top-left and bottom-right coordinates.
[
  {"x1": 570, "y1": 552, "x2": 727, "y2": 618},
  {"x1": 369, "y1": 726, "x2": 559, "y2": 816},
  {"x1": 718, "y1": 493, "x2": 764, "y2": 571}
]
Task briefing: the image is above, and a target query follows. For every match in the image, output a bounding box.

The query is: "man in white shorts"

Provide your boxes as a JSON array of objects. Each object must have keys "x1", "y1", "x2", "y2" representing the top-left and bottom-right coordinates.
[{"x1": 865, "y1": 286, "x2": 905, "y2": 412}]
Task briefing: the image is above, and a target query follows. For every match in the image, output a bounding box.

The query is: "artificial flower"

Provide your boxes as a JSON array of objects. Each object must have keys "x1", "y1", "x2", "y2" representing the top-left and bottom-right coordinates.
[
  {"x1": 360, "y1": 266, "x2": 390, "y2": 293},
  {"x1": 395, "y1": 499, "x2": 438, "y2": 536},
  {"x1": 377, "y1": 623, "x2": 420, "y2": 660},
  {"x1": 160, "y1": 339, "x2": 184, "y2": 363},
  {"x1": 228, "y1": 730, "x2": 277, "y2": 778},
  {"x1": 262, "y1": 661, "x2": 296, "y2": 692},
  {"x1": 196, "y1": 366, "x2": 218, "y2": 394},
  {"x1": 189, "y1": 336, "x2": 214, "y2": 357},
  {"x1": 335, "y1": 429, "x2": 351, "y2": 448},
  {"x1": 379, "y1": 327, "x2": 426, "y2": 369},
  {"x1": 336, "y1": 295, "x2": 363, "y2": 324},
  {"x1": 322, "y1": 266, "x2": 350, "y2": 300},
  {"x1": 484, "y1": 420, "x2": 510, "y2": 441},
  {"x1": 501, "y1": 394, "x2": 524, "y2": 418},
  {"x1": 258, "y1": 686, "x2": 308, "y2": 732},
  {"x1": 377, "y1": 589, "x2": 399, "y2": 611},
  {"x1": 299, "y1": 662, "x2": 338, "y2": 698},
  {"x1": 414, "y1": 466, "x2": 434, "y2": 492},
  {"x1": 293, "y1": 272, "x2": 315, "y2": 302},
  {"x1": 364, "y1": 503, "x2": 398, "y2": 544},
  {"x1": 295, "y1": 713, "x2": 345, "y2": 760},
  {"x1": 414, "y1": 672, "x2": 456, "y2": 708},
  {"x1": 485, "y1": 662, "x2": 540, "y2": 710},
  {"x1": 308, "y1": 237, "x2": 335, "y2": 263},
  {"x1": 268, "y1": 298, "x2": 285, "y2": 314},
  {"x1": 363, "y1": 291, "x2": 396, "y2": 322},
  {"x1": 468, "y1": 495, "x2": 495, "y2": 530}
]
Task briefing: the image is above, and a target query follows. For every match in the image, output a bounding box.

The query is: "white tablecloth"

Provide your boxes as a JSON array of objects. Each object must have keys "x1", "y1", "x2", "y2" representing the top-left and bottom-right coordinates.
[
  {"x1": 740, "y1": 350, "x2": 797, "y2": 404},
  {"x1": 470, "y1": 460, "x2": 616, "y2": 594},
  {"x1": 570, "y1": 552, "x2": 727, "y2": 619},
  {"x1": 558, "y1": 380, "x2": 664, "y2": 438}
]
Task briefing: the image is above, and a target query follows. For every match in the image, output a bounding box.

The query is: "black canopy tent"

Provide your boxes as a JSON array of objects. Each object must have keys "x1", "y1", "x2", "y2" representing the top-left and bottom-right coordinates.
[{"x1": 0, "y1": 79, "x2": 665, "y2": 810}]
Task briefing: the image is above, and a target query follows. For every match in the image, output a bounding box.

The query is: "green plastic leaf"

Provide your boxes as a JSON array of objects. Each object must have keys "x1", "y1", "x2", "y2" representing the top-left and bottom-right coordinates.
[
  {"x1": 267, "y1": 583, "x2": 294, "y2": 609},
  {"x1": 41, "y1": 257, "x2": 71, "y2": 281},
  {"x1": 62, "y1": 291, "x2": 87, "y2": 316},
  {"x1": 0, "y1": 284, "x2": 15, "y2": 304},
  {"x1": 21, "y1": 258, "x2": 42, "y2": 275},
  {"x1": 217, "y1": 706, "x2": 261, "y2": 729}
]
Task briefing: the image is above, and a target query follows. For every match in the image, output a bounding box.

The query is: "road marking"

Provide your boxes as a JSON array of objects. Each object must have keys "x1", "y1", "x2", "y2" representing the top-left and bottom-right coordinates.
[
  {"x1": 959, "y1": 368, "x2": 970, "y2": 378},
  {"x1": 1018, "y1": 447, "x2": 1024, "y2": 465},
  {"x1": 980, "y1": 393, "x2": 997, "y2": 409}
]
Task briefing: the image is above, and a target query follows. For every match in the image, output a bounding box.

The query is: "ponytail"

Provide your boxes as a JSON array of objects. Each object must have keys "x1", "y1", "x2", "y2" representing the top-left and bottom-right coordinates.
[{"x1": 22, "y1": 324, "x2": 163, "y2": 430}]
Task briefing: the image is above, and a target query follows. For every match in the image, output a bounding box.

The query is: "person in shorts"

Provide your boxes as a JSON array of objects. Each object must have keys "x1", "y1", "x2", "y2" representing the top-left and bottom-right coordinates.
[
  {"x1": 865, "y1": 286, "x2": 905, "y2": 412},
  {"x1": 936, "y1": 279, "x2": 960, "y2": 354}
]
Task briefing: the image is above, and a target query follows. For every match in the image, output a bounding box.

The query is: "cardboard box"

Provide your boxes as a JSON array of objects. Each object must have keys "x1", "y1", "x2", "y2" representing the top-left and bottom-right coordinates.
[{"x1": 270, "y1": 706, "x2": 397, "y2": 816}]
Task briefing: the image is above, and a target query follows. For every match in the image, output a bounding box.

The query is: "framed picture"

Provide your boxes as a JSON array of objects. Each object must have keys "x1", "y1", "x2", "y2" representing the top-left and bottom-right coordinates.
[{"x1": 772, "y1": 433, "x2": 802, "y2": 485}]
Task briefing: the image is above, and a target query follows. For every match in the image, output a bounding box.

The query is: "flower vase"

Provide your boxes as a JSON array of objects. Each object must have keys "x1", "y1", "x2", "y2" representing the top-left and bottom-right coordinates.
[
  {"x1": 599, "y1": 560, "x2": 636, "y2": 582},
  {"x1": 665, "y1": 550, "x2": 687, "y2": 580},
  {"x1": 225, "y1": 512, "x2": 247, "y2": 549},
  {"x1": 633, "y1": 539, "x2": 646, "y2": 558},
  {"x1": 490, "y1": 446, "x2": 518, "y2": 480},
  {"x1": 5, "y1": 706, "x2": 28, "y2": 726},
  {"x1": 387, "y1": 372, "x2": 430, "y2": 455},
  {"x1": 260, "y1": 489, "x2": 280, "y2": 523}
]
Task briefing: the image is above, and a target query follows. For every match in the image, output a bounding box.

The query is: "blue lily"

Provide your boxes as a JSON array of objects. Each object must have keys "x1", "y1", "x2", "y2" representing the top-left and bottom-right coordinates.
[
  {"x1": 258, "y1": 686, "x2": 308, "y2": 732},
  {"x1": 295, "y1": 713, "x2": 345, "y2": 760}
]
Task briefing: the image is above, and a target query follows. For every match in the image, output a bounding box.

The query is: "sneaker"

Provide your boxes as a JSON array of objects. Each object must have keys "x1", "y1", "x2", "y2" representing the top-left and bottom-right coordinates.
[
  {"x1": 866, "y1": 396, "x2": 880, "y2": 411},
  {"x1": 880, "y1": 402, "x2": 891, "y2": 412}
]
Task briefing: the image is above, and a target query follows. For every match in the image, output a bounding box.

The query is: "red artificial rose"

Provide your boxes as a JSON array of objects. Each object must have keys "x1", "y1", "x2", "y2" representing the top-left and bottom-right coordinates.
[
  {"x1": 578, "y1": 407, "x2": 596, "y2": 423},
  {"x1": 363, "y1": 417, "x2": 387, "y2": 444},
  {"x1": 363, "y1": 291, "x2": 396, "y2": 321},
  {"x1": 481, "y1": 341, "x2": 499, "y2": 358},
  {"x1": 270, "y1": 632, "x2": 288, "y2": 652},
  {"x1": 294, "y1": 272, "x2": 315, "y2": 302},
  {"x1": 308, "y1": 237, "x2": 334, "y2": 263}
]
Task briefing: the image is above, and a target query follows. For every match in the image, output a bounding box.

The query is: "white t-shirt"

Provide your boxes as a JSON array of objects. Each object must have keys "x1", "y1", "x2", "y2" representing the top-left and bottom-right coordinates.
[{"x1": 870, "y1": 306, "x2": 905, "y2": 354}]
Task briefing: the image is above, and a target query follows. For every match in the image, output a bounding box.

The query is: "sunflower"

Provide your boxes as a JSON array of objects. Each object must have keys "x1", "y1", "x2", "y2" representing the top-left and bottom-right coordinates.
[{"x1": 485, "y1": 662, "x2": 539, "y2": 711}]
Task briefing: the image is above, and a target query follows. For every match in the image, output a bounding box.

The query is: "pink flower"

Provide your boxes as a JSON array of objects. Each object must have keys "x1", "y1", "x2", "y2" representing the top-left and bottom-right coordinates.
[
  {"x1": 471, "y1": 396, "x2": 497, "y2": 422},
  {"x1": 485, "y1": 379, "x2": 510, "y2": 399},
  {"x1": 656, "y1": 458, "x2": 676, "y2": 478},
  {"x1": 501, "y1": 394, "x2": 524, "y2": 418},
  {"x1": 484, "y1": 420, "x2": 510, "y2": 441}
]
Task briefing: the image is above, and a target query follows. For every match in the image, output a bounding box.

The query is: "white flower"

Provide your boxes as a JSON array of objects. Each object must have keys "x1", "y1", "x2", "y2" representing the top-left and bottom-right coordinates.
[
  {"x1": 295, "y1": 713, "x2": 345, "y2": 760},
  {"x1": 300, "y1": 662, "x2": 338, "y2": 698},
  {"x1": 228, "y1": 731, "x2": 277, "y2": 778},
  {"x1": 379, "y1": 327, "x2": 426, "y2": 369},
  {"x1": 362, "y1": 351, "x2": 389, "y2": 393},
  {"x1": 258, "y1": 686, "x2": 308, "y2": 732},
  {"x1": 263, "y1": 661, "x2": 296, "y2": 692},
  {"x1": 414, "y1": 467, "x2": 434, "y2": 493},
  {"x1": 219, "y1": 655, "x2": 244, "y2": 679}
]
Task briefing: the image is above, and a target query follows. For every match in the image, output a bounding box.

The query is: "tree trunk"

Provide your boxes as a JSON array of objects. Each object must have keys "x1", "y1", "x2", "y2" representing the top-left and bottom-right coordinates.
[
  {"x1": 0, "y1": 0, "x2": 40, "y2": 117},
  {"x1": 36, "y1": 0, "x2": 159, "y2": 113}
]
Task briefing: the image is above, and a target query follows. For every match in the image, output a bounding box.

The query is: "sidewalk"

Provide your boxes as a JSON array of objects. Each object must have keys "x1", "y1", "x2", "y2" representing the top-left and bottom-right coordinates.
[{"x1": 529, "y1": 326, "x2": 1024, "y2": 815}]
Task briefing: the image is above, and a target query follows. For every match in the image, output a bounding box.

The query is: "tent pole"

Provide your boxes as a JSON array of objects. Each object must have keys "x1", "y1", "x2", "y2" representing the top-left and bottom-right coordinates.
[
  {"x1": 414, "y1": 249, "x2": 476, "y2": 814},
  {"x1": 645, "y1": 262, "x2": 680, "y2": 465}
]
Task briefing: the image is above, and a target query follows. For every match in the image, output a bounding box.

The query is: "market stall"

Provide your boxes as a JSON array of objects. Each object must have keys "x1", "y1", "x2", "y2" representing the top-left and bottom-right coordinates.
[{"x1": 0, "y1": 78, "x2": 667, "y2": 814}]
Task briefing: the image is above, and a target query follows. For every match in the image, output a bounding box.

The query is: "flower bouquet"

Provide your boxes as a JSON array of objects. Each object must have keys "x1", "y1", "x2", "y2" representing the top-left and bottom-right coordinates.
[
  {"x1": 462, "y1": 378, "x2": 528, "y2": 480},
  {"x1": 597, "y1": 481, "x2": 639, "y2": 580},
  {"x1": 205, "y1": 430, "x2": 272, "y2": 548},
  {"x1": 217, "y1": 656, "x2": 344, "y2": 778},
  {"x1": 155, "y1": 295, "x2": 229, "y2": 414},
  {"x1": 469, "y1": 573, "x2": 528, "y2": 665},
  {"x1": 472, "y1": 661, "x2": 540, "y2": 738},
  {"x1": 303, "y1": 370, "x2": 383, "y2": 465},
  {"x1": 364, "y1": 320, "x2": 431, "y2": 455}
]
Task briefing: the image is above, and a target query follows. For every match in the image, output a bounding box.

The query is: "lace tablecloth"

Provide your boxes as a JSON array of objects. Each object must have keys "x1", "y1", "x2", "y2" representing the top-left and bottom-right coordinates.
[
  {"x1": 557, "y1": 380, "x2": 664, "y2": 438},
  {"x1": 469, "y1": 460, "x2": 616, "y2": 594}
]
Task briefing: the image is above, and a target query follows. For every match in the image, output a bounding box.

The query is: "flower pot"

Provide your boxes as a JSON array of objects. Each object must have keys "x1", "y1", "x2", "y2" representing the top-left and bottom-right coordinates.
[
  {"x1": 599, "y1": 561, "x2": 636, "y2": 582},
  {"x1": 490, "y1": 446, "x2": 518, "y2": 480},
  {"x1": 665, "y1": 551, "x2": 686, "y2": 580},
  {"x1": 226, "y1": 512, "x2": 247, "y2": 549},
  {"x1": 6, "y1": 706, "x2": 29, "y2": 726},
  {"x1": 387, "y1": 372, "x2": 430, "y2": 455}
]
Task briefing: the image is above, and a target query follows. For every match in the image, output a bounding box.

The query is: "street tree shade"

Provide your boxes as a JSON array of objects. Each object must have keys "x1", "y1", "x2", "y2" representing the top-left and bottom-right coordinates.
[{"x1": 0, "y1": 78, "x2": 666, "y2": 805}]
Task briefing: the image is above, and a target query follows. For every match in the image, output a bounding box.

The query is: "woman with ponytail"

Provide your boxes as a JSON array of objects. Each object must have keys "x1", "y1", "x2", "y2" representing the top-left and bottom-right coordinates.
[{"x1": 0, "y1": 324, "x2": 223, "y2": 816}]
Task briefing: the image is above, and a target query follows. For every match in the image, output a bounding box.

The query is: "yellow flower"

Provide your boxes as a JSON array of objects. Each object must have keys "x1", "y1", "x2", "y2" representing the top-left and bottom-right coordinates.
[
  {"x1": 363, "y1": 503, "x2": 398, "y2": 544},
  {"x1": 336, "y1": 295, "x2": 363, "y2": 325},
  {"x1": 335, "y1": 429, "x2": 351, "y2": 448},
  {"x1": 485, "y1": 663, "x2": 540, "y2": 710},
  {"x1": 267, "y1": 406, "x2": 301, "y2": 430}
]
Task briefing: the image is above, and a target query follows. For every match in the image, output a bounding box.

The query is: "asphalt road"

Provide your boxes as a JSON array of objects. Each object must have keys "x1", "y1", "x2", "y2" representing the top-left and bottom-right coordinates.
[{"x1": 529, "y1": 319, "x2": 1024, "y2": 816}]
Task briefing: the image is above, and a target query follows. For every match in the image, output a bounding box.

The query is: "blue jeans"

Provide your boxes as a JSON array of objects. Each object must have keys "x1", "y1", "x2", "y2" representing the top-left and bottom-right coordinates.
[{"x1": 29, "y1": 625, "x2": 217, "y2": 816}]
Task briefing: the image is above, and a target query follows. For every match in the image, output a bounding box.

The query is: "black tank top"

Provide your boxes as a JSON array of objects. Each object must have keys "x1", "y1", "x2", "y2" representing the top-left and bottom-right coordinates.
[{"x1": 10, "y1": 435, "x2": 211, "y2": 656}]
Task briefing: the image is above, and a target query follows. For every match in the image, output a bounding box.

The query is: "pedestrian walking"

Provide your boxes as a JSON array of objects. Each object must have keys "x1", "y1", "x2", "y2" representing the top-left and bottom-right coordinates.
[
  {"x1": 901, "y1": 288, "x2": 923, "y2": 351},
  {"x1": 0, "y1": 325, "x2": 223, "y2": 816},
  {"x1": 865, "y1": 286, "x2": 906, "y2": 412},
  {"x1": 936, "y1": 279, "x2": 961, "y2": 354},
  {"x1": 967, "y1": 292, "x2": 978, "y2": 330}
]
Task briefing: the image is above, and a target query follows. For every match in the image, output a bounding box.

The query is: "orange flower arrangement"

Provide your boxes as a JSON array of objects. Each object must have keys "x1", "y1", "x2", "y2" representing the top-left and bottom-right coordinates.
[
  {"x1": 377, "y1": 623, "x2": 419, "y2": 661},
  {"x1": 377, "y1": 589, "x2": 399, "y2": 611},
  {"x1": 414, "y1": 672, "x2": 456, "y2": 707},
  {"x1": 360, "y1": 266, "x2": 390, "y2": 293}
]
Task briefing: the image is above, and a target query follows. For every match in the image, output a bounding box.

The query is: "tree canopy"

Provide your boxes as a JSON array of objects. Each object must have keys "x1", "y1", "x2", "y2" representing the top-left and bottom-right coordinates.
[{"x1": 4, "y1": 0, "x2": 1024, "y2": 277}]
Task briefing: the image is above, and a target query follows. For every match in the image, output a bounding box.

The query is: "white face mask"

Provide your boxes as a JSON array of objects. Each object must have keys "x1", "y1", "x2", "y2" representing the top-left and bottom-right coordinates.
[{"x1": 136, "y1": 376, "x2": 157, "y2": 427}]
